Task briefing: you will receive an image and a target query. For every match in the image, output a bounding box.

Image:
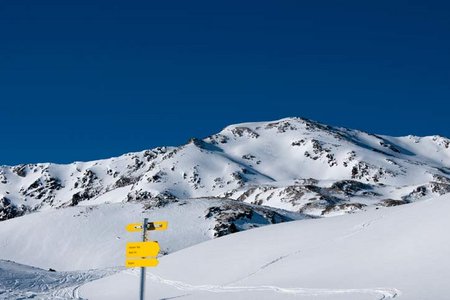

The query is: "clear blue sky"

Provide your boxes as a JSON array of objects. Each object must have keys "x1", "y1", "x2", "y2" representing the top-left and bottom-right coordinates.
[{"x1": 1, "y1": 0, "x2": 449, "y2": 165}]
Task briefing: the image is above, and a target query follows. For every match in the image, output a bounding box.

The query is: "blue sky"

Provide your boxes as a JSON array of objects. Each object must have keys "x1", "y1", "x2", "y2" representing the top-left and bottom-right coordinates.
[{"x1": 1, "y1": 0, "x2": 449, "y2": 165}]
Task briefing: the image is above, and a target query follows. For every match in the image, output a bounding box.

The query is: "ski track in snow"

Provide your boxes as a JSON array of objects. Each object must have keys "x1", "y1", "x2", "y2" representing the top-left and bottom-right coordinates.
[
  {"x1": 227, "y1": 218, "x2": 385, "y2": 287},
  {"x1": 226, "y1": 249, "x2": 303, "y2": 285},
  {"x1": 125, "y1": 271, "x2": 400, "y2": 299},
  {"x1": 0, "y1": 261, "x2": 120, "y2": 300},
  {"x1": 337, "y1": 217, "x2": 383, "y2": 240},
  {"x1": 47, "y1": 269, "x2": 121, "y2": 300}
]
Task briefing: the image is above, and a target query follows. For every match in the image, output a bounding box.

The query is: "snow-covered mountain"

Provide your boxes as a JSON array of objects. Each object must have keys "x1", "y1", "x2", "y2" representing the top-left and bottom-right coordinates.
[
  {"x1": 1, "y1": 117, "x2": 450, "y2": 219},
  {"x1": 2, "y1": 117, "x2": 450, "y2": 299}
]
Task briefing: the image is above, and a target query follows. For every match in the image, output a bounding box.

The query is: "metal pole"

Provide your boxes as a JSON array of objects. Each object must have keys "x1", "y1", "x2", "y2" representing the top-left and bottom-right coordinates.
[{"x1": 140, "y1": 218, "x2": 148, "y2": 300}]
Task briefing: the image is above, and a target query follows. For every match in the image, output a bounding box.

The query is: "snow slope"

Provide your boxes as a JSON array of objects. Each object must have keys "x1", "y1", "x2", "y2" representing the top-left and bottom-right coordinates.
[
  {"x1": 0, "y1": 199, "x2": 306, "y2": 271},
  {"x1": 81, "y1": 194, "x2": 450, "y2": 300},
  {"x1": 0, "y1": 260, "x2": 117, "y2": 300}
]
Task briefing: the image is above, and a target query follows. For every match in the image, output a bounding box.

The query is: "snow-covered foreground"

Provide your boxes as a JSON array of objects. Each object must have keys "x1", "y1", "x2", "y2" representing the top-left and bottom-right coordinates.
[
  {"x1": 80, "y1": 194, "x2": 450, "y2": 300},
  {"x1": 0, "y1": 260, "x2": 118, "y2": 300}
]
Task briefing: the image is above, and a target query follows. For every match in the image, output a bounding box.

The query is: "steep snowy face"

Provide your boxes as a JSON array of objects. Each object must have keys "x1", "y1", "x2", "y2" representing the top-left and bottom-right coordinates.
[{"x1": 1, "y1": 117, "x2": 450, "y2": 219}]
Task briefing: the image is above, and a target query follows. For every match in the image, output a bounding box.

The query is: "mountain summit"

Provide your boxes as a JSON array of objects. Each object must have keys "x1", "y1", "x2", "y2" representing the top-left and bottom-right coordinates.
[{"x1": 1, "y1": 117, "x2": 450, "y2": 220}]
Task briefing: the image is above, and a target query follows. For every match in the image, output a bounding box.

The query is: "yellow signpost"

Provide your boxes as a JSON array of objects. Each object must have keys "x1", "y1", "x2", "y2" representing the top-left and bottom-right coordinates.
[
  {"x1": 126, "y1": 241, "x2": 160, "y2": 258},
  {"x1": 126, "y1": 221, "x2": 168, "y2": 232},
  {"x1": 126, "y1": 223, "x2": 143, "y2": 232},
  {"x1": 126, "y1": 258, "x2": 159, "y2": 268},
  {"x1": 126, "y1": 219, "x2": 168, "y2": 300}
]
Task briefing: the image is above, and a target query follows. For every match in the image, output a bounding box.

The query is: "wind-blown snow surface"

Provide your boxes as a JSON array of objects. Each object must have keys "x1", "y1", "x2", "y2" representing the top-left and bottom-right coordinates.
[{"x1": 81, "y1": 194, "x2": 450, "y2": 300}]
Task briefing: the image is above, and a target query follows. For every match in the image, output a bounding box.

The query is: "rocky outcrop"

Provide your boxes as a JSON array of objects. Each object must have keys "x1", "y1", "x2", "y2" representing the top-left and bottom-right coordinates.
[
  {"x1": 0, "y1": 197, "x2": 27, "y2": 221},
  {"x1": 205, "y1": 201, "x2": 298, "y2": 237}
]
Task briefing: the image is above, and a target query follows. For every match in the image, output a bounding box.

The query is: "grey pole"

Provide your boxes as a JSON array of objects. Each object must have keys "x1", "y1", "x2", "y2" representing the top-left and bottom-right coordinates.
[{"x1": 140, "y1": 218, "x2": 148, "y2": 300}]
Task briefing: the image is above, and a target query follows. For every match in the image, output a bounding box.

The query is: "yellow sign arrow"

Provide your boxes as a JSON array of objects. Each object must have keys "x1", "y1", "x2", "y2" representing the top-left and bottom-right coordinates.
[
  {"x1": 126, "y1": 223, "x2": 143, "y2": 232},
  {"x1": 148, "y1": 221, "x2": 168, "y2": 231},
  {"x1": 126, "y1": 241, "x2": 160, "y2": 257},
  {"x1": 126, "y1": 221, "x2": 168, "y2": 232},
  {"x1": 126, "y1": 258, "x2": 159, "y2": 268}
]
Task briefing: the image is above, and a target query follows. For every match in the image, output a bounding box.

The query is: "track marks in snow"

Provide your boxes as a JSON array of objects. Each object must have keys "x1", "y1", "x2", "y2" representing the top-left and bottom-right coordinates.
[
  {"x1": 227, "y1": 250, "x2": 302, "y2": 285},
  {"x1": 337, "y1": 217, "x2": 383, "y2": 240},
  {"x1": 143, "y1": 272, "x2": 400, "y2": 299},
  {"x1": 0, "y1": 260, "x2": 119, "y2": 300}
]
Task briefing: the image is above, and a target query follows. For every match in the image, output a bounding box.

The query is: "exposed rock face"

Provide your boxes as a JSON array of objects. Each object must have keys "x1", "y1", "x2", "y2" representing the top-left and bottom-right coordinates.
[
  {"x1": 322, "y1": 203, "x2": 366, "y2": 216},
  {"x1": 379, "y1": 199, "x2": 409, "y2": 207},
  {"x1": 330, "y1": 180, "x2": 373, "y2": 194},
  {"x1": 11, "y1": 165, "x2": 28, "y2": 177},
  {"x1": 402, "y1": 182, "x2": 450, "y2": 202},
  {"x1": 114, "y1": 176, "x2": 139, "y2": 188},
  {"x1": 0, "y1": 197, "x2": 27, "y2": 221},
  {"x1": 1, "y1": 117, "x2": 450, "y2": 220},
  {"x1": 204, "y1": 201, "x2": 297, "y2": 237},
  {"x1": 231, "y1": 127, "x2": 259, "y2": 138}
]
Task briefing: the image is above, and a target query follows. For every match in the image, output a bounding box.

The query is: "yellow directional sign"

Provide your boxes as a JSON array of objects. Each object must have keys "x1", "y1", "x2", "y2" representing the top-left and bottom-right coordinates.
[
  {"x1": 126, "y1": 223, "x2": 143, "y2": 232},
  {"x1": 126, "y1": 258, "x2": 159, "y2": 268},
  {"x1": 148, "y1": 221, "x2": 168, "y2": 231},
  {"x1": 126, "y1": 221, "x2": 168, "y2": 232},
  {"x1": 126, "y1": 241, "x2": 160, "y2": 257}
]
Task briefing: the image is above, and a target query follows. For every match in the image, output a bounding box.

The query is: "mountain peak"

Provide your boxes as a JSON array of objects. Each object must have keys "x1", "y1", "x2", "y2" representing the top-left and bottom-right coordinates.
[{"x1": 1, "y1": 117, "x2": 450, "y2": 220}]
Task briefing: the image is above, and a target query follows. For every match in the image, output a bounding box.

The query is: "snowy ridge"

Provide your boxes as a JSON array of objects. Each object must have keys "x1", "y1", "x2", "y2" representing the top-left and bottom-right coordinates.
[{"x1": 1, "y1": 117, "x2": 450, "y2": 219}]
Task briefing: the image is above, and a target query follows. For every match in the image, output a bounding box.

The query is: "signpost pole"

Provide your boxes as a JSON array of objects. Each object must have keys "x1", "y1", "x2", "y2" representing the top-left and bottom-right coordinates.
[
  {"x1": 139, "y1": 218, "x2": 148, "y2": 300},
  {"x1": 126, "y1": 219, "x2": 166, "y2": 297}
]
